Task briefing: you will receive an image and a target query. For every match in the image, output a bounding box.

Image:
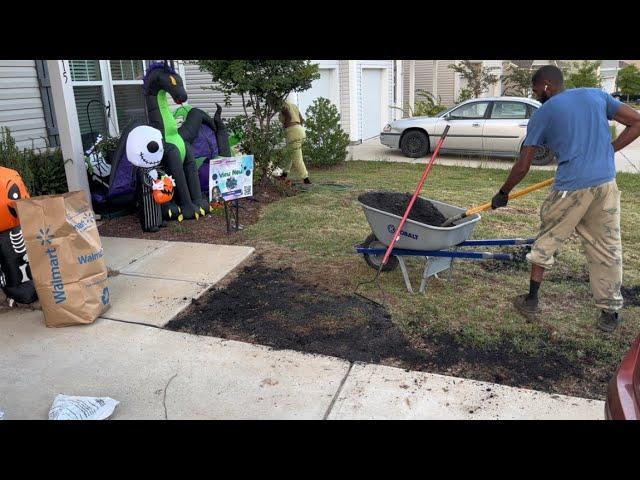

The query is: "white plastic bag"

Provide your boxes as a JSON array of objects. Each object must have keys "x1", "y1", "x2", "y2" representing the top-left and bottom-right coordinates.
[{"x1": 48, "y1": 394, "x2": 119, "y2": 420}]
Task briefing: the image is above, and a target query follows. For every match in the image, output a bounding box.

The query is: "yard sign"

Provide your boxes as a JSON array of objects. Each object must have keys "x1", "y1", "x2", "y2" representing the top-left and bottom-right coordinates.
[{"x1": 209, "y1": 155, "x2": 254, "y2": 202}]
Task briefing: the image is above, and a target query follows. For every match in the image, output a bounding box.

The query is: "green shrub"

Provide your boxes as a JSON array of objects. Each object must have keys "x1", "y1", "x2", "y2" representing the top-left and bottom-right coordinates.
[
  {"x1": 226, "y1": 115, "x2": 290, "y2": 184},
  {"x1": 0, "y1": 127, "x2": 68, "y2": 196},
  {"x1": 302, "y1": 97, "x2": 350, "y2": 167}
]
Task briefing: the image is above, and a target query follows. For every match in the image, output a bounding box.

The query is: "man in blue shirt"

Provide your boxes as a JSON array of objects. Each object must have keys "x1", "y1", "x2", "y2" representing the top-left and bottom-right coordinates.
[{"x1": 491, "y1": 65, "x2": 640, "y2": 332}]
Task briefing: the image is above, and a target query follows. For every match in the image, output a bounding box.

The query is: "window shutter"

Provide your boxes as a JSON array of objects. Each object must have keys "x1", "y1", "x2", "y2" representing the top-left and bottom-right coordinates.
[{"x1": 35, "y1": 60, "x2": 60, "y2": 147}]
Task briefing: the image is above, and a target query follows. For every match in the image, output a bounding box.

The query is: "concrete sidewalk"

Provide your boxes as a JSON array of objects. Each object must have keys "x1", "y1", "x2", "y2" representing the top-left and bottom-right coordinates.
[
  {"x1": 350, "y1": 133, "x2": 640, "y2": 174},
  {"x1": 0, "y1": 237, "x2": 605, "y2": 419}
]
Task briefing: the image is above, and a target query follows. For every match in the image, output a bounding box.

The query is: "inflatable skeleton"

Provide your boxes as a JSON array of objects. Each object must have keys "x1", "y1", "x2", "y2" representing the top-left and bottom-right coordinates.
[
  {"x1": 125, "y1": 125, "x2": 175, "y2": 232},
  {"x1": 0, "y1": 166, "x2": 37, "y2": 304}
]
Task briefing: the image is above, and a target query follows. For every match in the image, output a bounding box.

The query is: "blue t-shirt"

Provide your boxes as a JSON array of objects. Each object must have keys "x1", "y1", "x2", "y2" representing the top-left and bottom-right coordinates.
[{"x1": 523, "y1": 88, "x2": 621, "y2": 191}]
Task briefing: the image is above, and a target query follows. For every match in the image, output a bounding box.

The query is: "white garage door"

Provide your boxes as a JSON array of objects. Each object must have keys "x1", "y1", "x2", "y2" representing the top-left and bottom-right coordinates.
[
  {"x1": 298, "y1": 68, "x2": 334, "y2": 117},
  {"x1": 362, "y1": 68, "x2": 383, "y2": 140}
]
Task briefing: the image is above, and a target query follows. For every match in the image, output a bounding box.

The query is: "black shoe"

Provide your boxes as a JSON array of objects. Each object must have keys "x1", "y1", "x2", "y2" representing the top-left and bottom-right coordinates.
[
  {"x1": 303, "y1": 177, "x2": 311, "y2": 185},
  {"x1": 597, "y1": 310, "x2": 621, "y2": 332},
  {"x1": 513, "y1": 293, "x2": 540, "y2": 320}
]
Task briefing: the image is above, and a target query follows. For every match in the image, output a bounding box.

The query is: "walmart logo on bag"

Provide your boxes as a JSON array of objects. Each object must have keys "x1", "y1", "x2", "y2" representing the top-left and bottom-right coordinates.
[
  {"x1": 77, "y1": 248, "x2": 104, "y2": 265},
  {"x1": 37, "y1": 227, "x2": 54, "y2": 246},
  {"x1": 39, "y1": 226, "x2": 67, "y2": 304}
]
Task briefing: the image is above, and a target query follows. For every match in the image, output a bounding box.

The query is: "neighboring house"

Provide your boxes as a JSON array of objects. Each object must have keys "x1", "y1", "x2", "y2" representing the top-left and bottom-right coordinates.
[
  {"x1": 0, "y1": 59, "x2": 401, "y2": 194},
  {"x1": 185, "y1": 60, "x2": 400, "y2": 143},
  {"x1": 402, "y1": 60, "x2": 622, "y2": 115},
  {"x1": 402, "y1": 60, "x2": 504, "y2": 112}
]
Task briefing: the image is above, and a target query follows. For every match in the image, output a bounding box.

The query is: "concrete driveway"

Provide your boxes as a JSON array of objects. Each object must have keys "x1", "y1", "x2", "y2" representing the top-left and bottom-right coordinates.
[
  {"x1": 0, "y1": 237, "x2": 605, "y2": 420},
  {"x1": 350, "y1": 131, "x2": 640, "y2": 174}
]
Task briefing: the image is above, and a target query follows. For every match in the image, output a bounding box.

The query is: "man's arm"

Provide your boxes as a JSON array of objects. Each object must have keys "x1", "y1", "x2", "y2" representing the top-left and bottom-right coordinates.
[
  {"x1": 490, "y1": 146, "x2": 537, "y2": 209},
  {"x1": 612, "y1": 103, "x2": 640, "y2": 152},
  {"x1": 501, "y1": 146, "x2": 537, "y2": 193}
]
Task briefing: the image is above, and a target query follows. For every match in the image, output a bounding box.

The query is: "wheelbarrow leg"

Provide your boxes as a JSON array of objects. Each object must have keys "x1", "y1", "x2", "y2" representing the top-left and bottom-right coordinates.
[
  {"x1": 397, "y1": 257, "x2": 414, "y2": 294},
  {"x1": 419, "y1": 258, "x2": 431, "y2": 294},
  {"x1": 448, "y1": 247, "x2": 457, "y2": 282}
]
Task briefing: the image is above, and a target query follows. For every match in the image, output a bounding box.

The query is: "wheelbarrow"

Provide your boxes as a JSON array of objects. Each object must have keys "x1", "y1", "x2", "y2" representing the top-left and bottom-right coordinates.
[{"x1": 355, "y1": 196, "x2": 534, "y2": 294}]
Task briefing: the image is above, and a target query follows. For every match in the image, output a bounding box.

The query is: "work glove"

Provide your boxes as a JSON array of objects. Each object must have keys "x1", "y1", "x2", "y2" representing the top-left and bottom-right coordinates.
[{"x1": 491, "y1": 189, "x2": 509, "y2": 209}]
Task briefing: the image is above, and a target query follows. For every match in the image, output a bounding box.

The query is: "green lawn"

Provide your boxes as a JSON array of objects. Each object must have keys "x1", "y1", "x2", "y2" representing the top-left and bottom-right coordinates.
[{"x1": 242, "y1": 161, "x2": 640, "y2": 396}]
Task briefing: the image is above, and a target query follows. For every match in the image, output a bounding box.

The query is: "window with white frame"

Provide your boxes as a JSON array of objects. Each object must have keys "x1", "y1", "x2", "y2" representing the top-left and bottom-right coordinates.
[
  {"x1": 68, "y1": 60, "x2": 185, "y2": 151},
  {"x1": 109, "y1": 60, "x2": 147, "y2": 132},
  {"x1": 69, "y1": 60, "x2": 109, "y2": 151}
]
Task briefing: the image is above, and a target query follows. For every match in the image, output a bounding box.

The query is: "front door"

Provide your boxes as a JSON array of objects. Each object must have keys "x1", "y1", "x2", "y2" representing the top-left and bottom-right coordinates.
[
  {"x1": 438, "y1": 100, "x2": 490, "y2": 152},
  {"x1": 362, "y1": 68, "x2": 383, "y2": 140}
]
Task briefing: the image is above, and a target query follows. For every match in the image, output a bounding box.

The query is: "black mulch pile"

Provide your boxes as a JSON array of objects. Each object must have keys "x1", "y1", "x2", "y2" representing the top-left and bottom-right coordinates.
[{"x1": 358, "y1": 192, "x2": 448, "y2": 227}]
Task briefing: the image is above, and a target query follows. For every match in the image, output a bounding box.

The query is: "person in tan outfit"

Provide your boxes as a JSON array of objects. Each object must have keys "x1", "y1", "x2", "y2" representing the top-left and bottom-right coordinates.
[{"x1": 278, "y1": 97, "x2": 311, "y2": 185}]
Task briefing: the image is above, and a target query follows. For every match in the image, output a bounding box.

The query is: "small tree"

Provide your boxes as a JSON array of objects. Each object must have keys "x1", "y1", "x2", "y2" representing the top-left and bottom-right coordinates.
[
  {"x1": 501, "y1": 63, "x2": 532, "y2": 97},
  {"x1": 195, "y1": 60, "x2": 320, "y2": 183},
  {"x1": 302, "y1": 97, "x2": 350, "y2": 168},
  {"x1": 616, "y1": 64, "x2": 640, "y2": 101},
  {"x1": 449, "y1": 61, "x2": 499, "y2": 100},
  {"x1": 563, "y1": 60, "x2": 602, "y2": 89}
]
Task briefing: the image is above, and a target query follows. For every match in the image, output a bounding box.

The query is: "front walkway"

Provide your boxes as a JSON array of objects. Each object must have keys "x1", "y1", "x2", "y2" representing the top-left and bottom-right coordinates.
[{"x1": 0, "y1": 237, "x2": 605, "y2": 419}]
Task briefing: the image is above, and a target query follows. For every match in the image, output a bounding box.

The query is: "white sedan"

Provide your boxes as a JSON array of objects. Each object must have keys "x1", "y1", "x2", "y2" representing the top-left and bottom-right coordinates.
[{"x1": 380, "y1": 96, "x2": 555, "y2": 165}]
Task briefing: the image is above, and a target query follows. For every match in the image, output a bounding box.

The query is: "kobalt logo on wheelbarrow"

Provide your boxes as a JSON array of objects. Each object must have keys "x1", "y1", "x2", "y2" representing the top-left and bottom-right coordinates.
[{"x1": 387, "y1": 224, "x2": 419, "y2": 240}]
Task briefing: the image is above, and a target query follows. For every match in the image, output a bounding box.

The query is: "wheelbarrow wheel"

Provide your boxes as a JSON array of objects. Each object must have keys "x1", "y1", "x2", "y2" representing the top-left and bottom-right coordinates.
[{"x1": 361, "y1": 233, "x2": 399, "y2": 272}]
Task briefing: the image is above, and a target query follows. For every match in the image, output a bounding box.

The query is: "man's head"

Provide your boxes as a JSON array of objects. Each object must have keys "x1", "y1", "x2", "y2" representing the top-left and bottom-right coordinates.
[{"x1": 531, "y1": 65, "x2": 564, "y2": 104}]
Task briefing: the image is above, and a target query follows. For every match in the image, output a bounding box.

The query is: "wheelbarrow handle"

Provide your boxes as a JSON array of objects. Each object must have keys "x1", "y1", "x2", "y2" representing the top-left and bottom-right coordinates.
[
  {"x1": 441, "y1": 177, "x2": 554, "y2": 227},
  {"x1": 467, "y1": 177, "x2": 554, "y2": 215}
]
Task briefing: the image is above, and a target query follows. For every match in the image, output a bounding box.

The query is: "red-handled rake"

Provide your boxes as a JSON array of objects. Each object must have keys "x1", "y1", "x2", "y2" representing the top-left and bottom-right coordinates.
[{"x1": 354, "y1": 125, "x2": 451, "y2": 306}]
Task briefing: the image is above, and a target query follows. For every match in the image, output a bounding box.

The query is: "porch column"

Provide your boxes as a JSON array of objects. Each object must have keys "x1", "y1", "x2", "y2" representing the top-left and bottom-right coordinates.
[
  {"x1": 46, "y1": 60, "x2": 90, "y2": 201},
  {"x1": 408, "y1": 60, "x2": 416, "y2": 112},
  {"x1": 349, "y1": 60, "x2": 359, "y2": 142},
  {"x1": 394, "y1": 60, "x2": 403, "y2": 120}
]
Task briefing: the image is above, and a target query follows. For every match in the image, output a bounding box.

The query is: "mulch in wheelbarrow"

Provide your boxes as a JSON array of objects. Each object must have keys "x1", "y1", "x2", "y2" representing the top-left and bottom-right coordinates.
[{"x1": 358, "y1": 191, "x2": 447, "y2": 227}]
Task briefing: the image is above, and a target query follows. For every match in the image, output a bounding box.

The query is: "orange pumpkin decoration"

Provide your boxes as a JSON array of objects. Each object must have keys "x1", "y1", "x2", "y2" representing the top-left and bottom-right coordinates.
[
  {"x1": 152, "y1": 175, "x2": 175, "y2": 205},
  {"x1": 0, "y1": 166, "x2": 30, "y2": 232}
]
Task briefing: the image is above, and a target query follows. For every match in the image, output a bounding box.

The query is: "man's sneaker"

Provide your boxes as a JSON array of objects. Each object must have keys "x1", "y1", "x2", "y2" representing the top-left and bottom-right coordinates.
[
  {"x1": 303, "y1": 177, "x2": 312, "y2": 185},
  {"x1": 597, "y1": 310, "x2": 621, "y2": 332},
  {"x1": 513, "y1": 294, "x2": 540, "y2": 320}
]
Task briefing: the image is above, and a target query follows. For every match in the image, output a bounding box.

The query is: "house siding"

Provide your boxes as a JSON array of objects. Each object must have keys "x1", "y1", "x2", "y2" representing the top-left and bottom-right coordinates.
[
  {"x1": 403, "y1": 60, "x2": 457, "y2": 110},
  {"x1": 436, "y1": 60, "x2": 456, "y2": 106},
  {"x1": 182, "y1": 61, "x2": 247, "y2": 119},
  {"x1": 0, "y1": 60, "x2": 49, "y2": 149}
]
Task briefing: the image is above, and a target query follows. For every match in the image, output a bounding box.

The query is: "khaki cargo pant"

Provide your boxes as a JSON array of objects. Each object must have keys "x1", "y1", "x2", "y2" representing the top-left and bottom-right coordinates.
[
  {"x1": 526, "y1": 179, "x2": 623, "y2": 312},
  {"x1": 284, "y1": 125, "x2": 309, "y2": 180}
]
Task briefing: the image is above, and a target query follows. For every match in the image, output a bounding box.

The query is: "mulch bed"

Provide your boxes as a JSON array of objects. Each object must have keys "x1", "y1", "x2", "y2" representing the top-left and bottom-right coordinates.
[
  {"x1": 97, "y1": 182, "x2": 286, "y2": 244},
  {"x1": 358, "y1": 191, "x2": 448, "y2": 226},
  {"x1": 167, "y1": 254, "x2": 613, "y2": 400}
]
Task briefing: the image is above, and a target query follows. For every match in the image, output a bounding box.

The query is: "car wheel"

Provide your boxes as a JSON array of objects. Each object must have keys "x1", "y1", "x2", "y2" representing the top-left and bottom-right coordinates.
[
  {"x1": 400, "y1": 130, "x2": 430, "y2": 158},
  {"x1": 528, "y1": 145, "x2": 556, "y2": 166}
]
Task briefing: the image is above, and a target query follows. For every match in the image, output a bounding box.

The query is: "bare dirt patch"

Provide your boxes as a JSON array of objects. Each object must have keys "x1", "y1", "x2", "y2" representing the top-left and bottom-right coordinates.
[{"x1": 167, "y1": 253, "x2": 612, "y2": 399}]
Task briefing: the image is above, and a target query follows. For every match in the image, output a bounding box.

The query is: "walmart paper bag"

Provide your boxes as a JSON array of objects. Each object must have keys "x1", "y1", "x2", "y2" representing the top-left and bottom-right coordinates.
[{"x1": 15, "y1": 191, "x2": 110, "y2": 327}]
